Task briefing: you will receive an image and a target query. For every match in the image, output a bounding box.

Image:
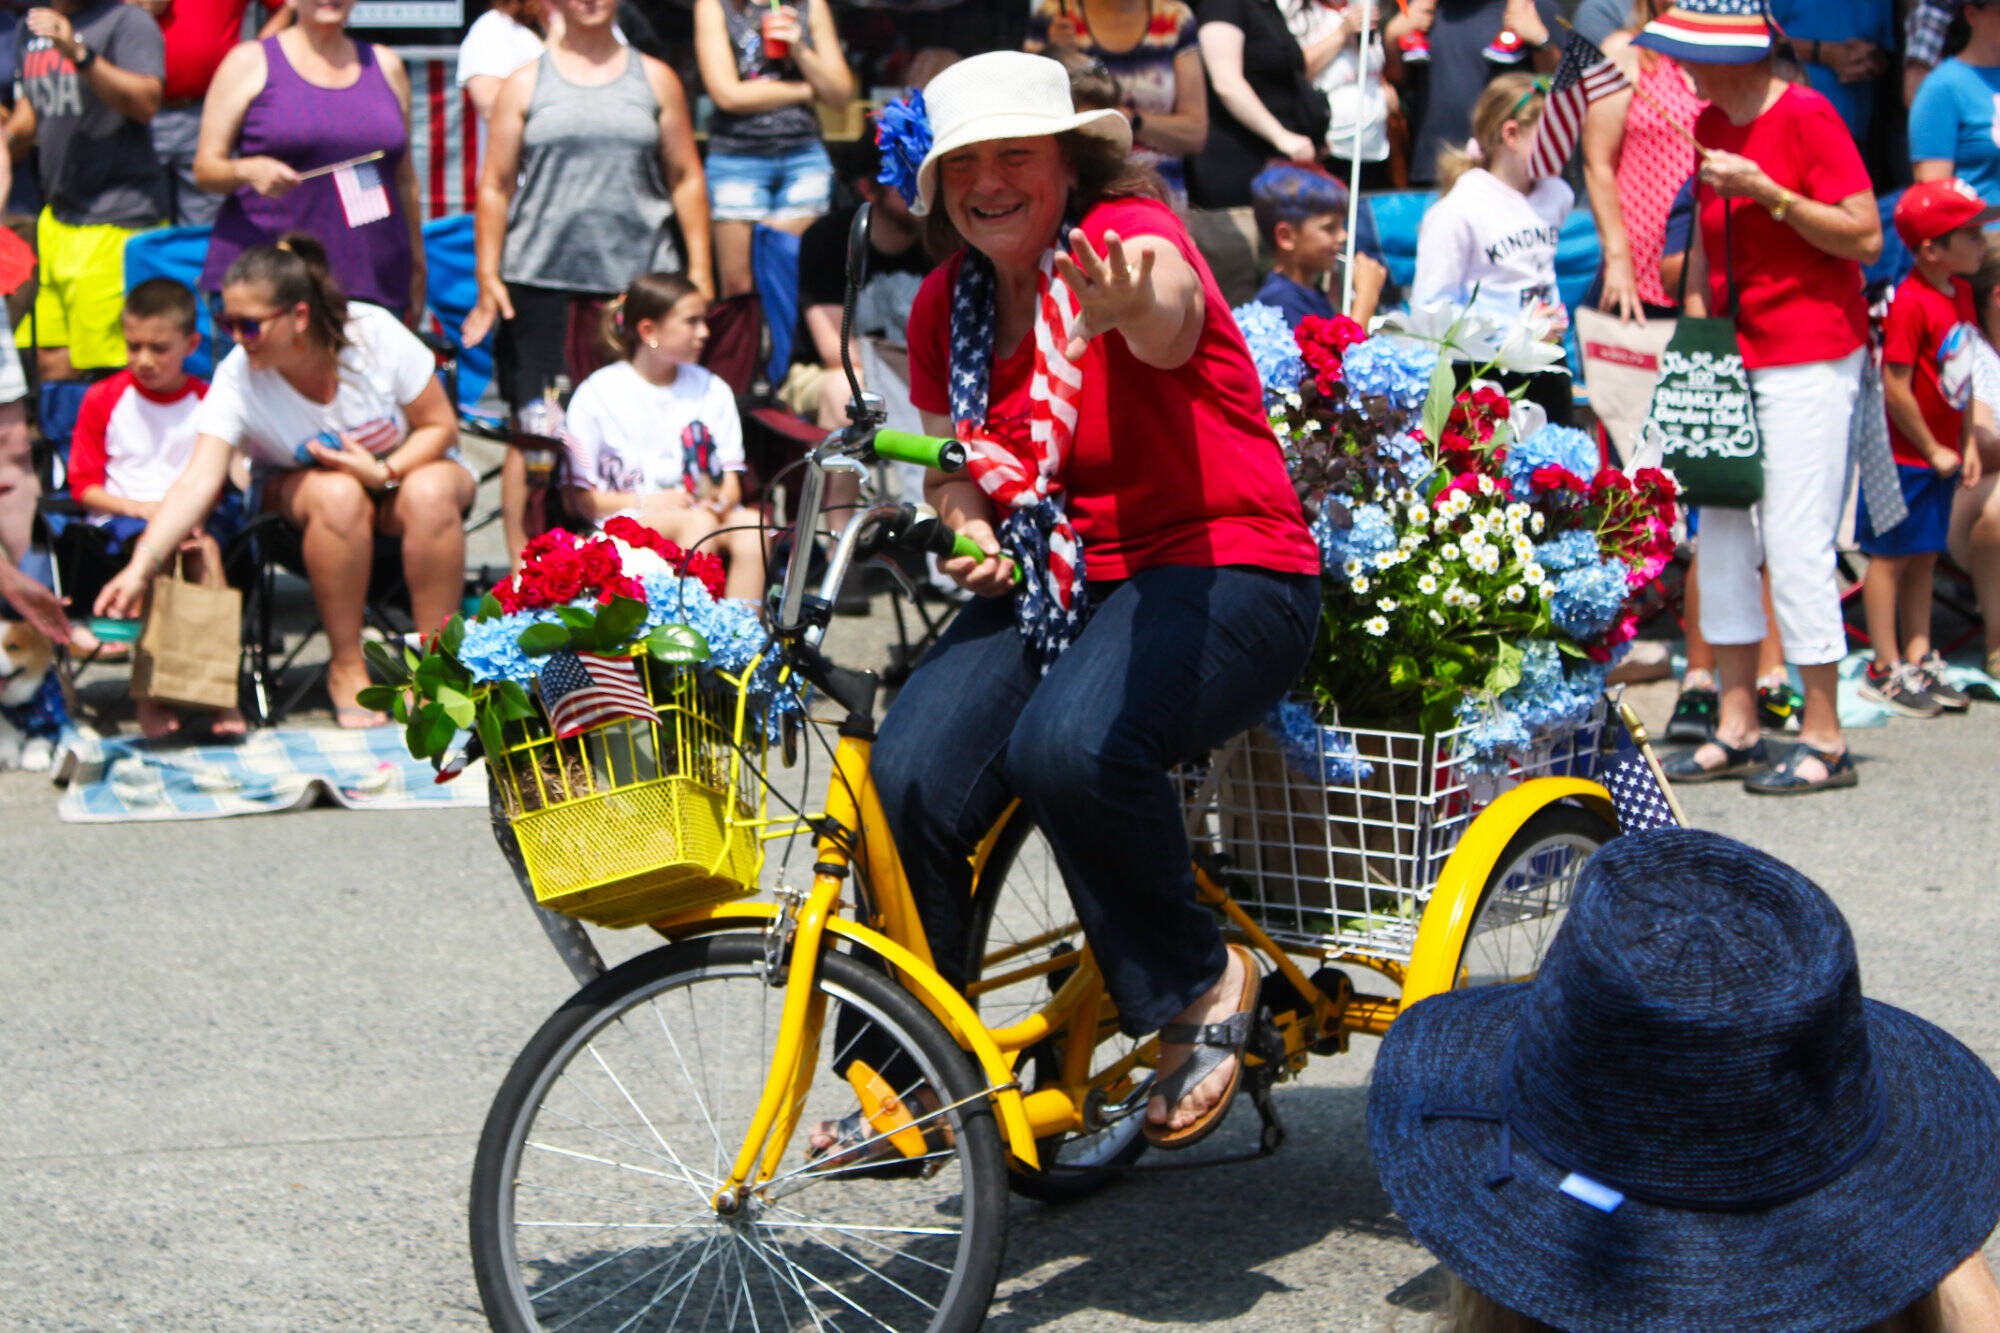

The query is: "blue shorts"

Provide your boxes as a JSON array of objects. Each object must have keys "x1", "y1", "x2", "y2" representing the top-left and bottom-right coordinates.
[
  {"x1": 705, "y1": 141, "x2": 834, "y2": 223},
  {"x1": 1857, "y1": 462, "x2": 1955, "y2": 557}
]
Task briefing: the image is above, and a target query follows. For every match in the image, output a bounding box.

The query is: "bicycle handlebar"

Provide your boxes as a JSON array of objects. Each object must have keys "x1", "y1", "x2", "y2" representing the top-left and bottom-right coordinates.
[{"x1": 872, "y1": 429, "x2": 965, "y2": 473}]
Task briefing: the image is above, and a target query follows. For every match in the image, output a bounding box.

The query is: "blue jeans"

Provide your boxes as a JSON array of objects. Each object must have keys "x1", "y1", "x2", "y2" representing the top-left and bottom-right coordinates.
[{"x1": 872, "y1": 564, "x2": 1320, "y2": 1035}]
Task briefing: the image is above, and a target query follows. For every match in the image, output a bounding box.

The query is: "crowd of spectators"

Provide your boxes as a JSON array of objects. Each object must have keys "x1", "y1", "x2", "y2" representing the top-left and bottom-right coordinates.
[{"x1": 1, "y1": 0, "x2": 1999, "y2": 761}]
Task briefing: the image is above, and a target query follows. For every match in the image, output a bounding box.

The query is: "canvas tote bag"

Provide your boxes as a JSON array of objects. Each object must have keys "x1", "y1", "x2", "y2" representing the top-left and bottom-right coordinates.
[
  {"x1": 1640, "y1": 198, "x2": 1764, "y2": 508},
  {"x1": 1576, "y1": 306, "x2": 1677, "y2": 466},
  {"x1": 131, "y1": 551, "x2": 243, "y2": 711}
]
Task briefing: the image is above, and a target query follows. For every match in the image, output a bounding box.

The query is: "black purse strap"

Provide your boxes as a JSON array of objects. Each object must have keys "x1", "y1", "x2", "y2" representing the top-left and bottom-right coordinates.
[{"x1": 1678, "y1": 181, "x2": 1738, "y2": 318}]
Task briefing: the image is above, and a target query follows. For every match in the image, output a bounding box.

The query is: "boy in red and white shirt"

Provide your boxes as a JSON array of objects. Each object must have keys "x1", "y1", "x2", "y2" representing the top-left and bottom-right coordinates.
[{"x1": 68, "y1": 278, "x2": 243, "y2": 737}]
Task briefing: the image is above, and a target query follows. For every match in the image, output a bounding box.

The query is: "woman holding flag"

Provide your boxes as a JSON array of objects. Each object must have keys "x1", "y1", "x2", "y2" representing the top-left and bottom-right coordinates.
[
  {"x1": 865, "y1": 51, "x2": 1319, "y2": 1151},
  {"x1": 194, "y1": 0, "x2": 425, "y2": 323}
]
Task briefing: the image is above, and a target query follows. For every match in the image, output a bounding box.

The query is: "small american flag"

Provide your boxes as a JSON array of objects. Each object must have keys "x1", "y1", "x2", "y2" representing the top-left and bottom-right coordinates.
[
  {"x1": 1527, "y1": 30, "x2": 1629, "y2": 181},
  {"x1": 333, "y1": 160, "x2": 392, "y2": 228},
  {"x1": 537, "y1": 651, "x2": 655, "y2": 740},
  {"x1": 1602, "y1": 711, "x2": 1683, "y2": 834}
]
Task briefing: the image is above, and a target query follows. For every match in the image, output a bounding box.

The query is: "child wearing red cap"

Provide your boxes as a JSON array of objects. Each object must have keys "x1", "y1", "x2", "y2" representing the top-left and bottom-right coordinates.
[{"x1": 1862, "y1": 178, "x2": 1996, "y2": 718}]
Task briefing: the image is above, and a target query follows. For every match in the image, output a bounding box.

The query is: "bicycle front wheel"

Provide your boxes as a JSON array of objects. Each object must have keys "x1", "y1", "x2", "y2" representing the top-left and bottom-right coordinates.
[
  {"x1": 470, "y1": 934, "x2": 1009, "y2": 1333},
  {"x1": 1458, "y1": 804, "x2": 1615, "y2": 990}
]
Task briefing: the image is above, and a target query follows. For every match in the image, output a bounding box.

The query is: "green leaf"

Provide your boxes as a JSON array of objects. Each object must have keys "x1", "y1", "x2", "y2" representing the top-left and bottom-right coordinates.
[
  {"x1": 403, "y1": 643, "x2": 421, "y2": 671},
  {"x1": 478, "y1": 590, "x2": 503, "y2": 619},
  {"x1": 1554, "y1": 638, "x2": 1589, "y2": 658},
  {"x1": 476, "y1": 707, "x2": 504, "y2": 763},
  {"x1": 390, "y1": 691, "x2": 410, "y2": 724},
  {"x1": 363, "y1": 638, "x2": 409, "y2": 684},
  {"x1": 1485, "y1": 639, "x2": 1526, "y2": 696},
  {"x1": 557, "y1": 605, "x2": 597, "y2": 631},
  {"x1": 440, "y1": 613, "x2": 467, "y2": 656},
  {"x1": 354, "y1": 684, "x2": 398, "y2": 711},
  {"x1": 494, "y1": 679, "x2": 538, "y2": 721},
  {"x1": 406, "y1": 702, "x2": 456, "y2": 760},
  {"x1": 1387, "y1": 654, "x2": 1420, "y2": 689},
  {"x1": 594, "y1": 595, "x2": 648, "y2": 651},
  {"x1": 646, "y1": 623, "x2": 712, "y2": 664},
  {"x1": 436, "y1": 683, "x2": 477, "y2": 729},
  {"x1": 1420, "y1": 339, "x2": 1459, "y2": 447},
  {"x1": 517, "y1": 622, "x2": 571, "y2": 656}
]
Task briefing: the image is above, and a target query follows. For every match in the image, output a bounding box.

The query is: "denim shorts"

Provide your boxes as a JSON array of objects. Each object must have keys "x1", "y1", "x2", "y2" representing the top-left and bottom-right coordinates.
[{"x1": 705, "y1": 141, "x2": 834, "y2": 223}]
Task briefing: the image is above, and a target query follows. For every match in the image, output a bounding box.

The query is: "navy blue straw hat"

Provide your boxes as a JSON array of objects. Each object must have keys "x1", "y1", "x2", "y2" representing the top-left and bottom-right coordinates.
[{"x1": 1368, "y1": 829, "x2": 2000, "y2": 1332}]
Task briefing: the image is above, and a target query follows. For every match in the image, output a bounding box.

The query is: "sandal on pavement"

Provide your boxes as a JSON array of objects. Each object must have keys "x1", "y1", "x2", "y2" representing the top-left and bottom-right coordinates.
[
  {"x1": 1744, "y1": 743, "x2": 1856, "y2": 796},
  {"x1": 1144, "y1": 944, "x2": 1259, "y2": 1151},
  {"x1": 1661, "y1": 737, "x2": 1768, "y2": 784}
]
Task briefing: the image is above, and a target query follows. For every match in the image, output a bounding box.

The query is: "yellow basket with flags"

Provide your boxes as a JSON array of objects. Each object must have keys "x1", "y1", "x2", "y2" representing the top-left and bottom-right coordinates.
[{"x1": 488, "y1": 650, "x2": 766, "y2": 929}]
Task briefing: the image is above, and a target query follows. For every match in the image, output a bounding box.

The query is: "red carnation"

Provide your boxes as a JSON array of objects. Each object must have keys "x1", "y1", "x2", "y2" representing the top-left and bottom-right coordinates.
[
  {"x1": 597, "y1": 573, "x2": 649, "y2": 606},
  {"x1": 578, "y1": 538, "x2": 622, "y2": 588},
  {"x1": 685, "y1": 551, "x2": 728, "y2": 600}
]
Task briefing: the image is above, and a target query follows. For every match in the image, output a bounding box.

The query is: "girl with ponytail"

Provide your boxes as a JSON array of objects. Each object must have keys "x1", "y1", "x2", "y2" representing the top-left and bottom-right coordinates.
[
  {"x1": 1412, "y1": 73, "x2": 1576, "y2": 420},
  {"x1": 94, "y1": 230, "x2": 473, "y2": 728},
  {"x1": 561, "y1": 272, "x2": 765, "y2": 602}
]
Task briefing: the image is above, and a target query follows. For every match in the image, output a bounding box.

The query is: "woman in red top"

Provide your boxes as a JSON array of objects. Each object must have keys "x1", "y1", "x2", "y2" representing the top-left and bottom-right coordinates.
[
  {"x1": 1637, "y1": 0, "x2": 1881, "y2": 796},
  {"x1": 871, "y1": 51, "x2": 1319, "y2": 1152}
]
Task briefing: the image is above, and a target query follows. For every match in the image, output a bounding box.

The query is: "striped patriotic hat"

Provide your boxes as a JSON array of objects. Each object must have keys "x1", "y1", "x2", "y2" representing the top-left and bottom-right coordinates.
[{"x1": 1633, "y1": 0, "x2": 1773, "y2": 64}]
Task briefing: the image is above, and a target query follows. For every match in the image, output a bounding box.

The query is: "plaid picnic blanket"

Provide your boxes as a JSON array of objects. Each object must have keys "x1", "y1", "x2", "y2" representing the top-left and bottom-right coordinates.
[{"x1": 53, "y1": 726, "x2": 486, "y2": 823}]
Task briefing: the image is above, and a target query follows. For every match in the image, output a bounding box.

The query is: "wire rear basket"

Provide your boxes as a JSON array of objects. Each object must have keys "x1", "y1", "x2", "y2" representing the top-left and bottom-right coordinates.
[
  {"x1": 1180, "y1": 700, "x2": 1606, "y2": 965},
  {"x1": 489, "y1": 656, "x2": 765, "y2": 929}
]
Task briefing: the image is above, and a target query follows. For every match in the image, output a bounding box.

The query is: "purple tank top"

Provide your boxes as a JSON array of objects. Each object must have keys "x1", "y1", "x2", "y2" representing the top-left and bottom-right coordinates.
[{"x1": 201, "y1": 37, "x2": 413, "y2": 314}]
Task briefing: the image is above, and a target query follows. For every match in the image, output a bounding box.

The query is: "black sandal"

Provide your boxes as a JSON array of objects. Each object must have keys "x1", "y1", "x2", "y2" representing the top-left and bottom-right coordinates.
[
  {"x1": 1661, "y1": 737, "x2": 1769, "y2": 784},
  {"x1": 1144, "y1": 945, "x2": 1258, "y2": 1151},
  {"x1": 1744, "y1": 743, "x2": 1856, "y2": 796}
]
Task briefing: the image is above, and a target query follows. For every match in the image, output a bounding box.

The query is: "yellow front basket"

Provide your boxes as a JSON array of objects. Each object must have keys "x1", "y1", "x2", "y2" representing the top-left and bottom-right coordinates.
[{"x1": 489, "y1": 653, "x2": 766, "y2": 928}]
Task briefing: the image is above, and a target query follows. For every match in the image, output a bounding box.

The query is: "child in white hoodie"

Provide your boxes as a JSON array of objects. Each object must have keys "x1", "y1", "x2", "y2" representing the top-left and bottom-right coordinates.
[{"x1": 1413, "y1": 72, "x2": 1574, "y2": 421}]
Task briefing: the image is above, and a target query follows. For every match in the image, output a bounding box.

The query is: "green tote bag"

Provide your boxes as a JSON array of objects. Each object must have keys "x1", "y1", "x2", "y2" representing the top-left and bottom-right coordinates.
[{"x1": 1641, "y1": 199, "x2": 1764, "y2": 509}]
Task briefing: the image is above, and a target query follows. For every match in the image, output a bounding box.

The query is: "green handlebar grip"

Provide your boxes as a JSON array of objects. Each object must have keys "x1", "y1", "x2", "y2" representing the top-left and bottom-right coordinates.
[
  {"x1": 874, "y1": 429, "x2": 966, "y2": 472},
  {"x1": 949, "y1": 532, "x2": 1025, "y2": 585}
]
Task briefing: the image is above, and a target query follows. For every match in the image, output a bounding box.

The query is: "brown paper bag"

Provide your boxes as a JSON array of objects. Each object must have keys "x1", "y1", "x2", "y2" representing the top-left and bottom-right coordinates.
[{"x1": 131, "y1": 556, "x2": 242, "y2": 711}]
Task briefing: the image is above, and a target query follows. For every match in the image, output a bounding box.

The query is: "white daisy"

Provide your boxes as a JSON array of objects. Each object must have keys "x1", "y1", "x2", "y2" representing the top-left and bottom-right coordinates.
[
  {"x1": 1429, "y1": 609, "x2": 1446, "y2": 625},
  {"x1": 1505, "y1": 585, "x2": 1526, "y2": 603},
  {"x1": 1441, "y1": 542, "x2": 1460, "y2": 561},
  {"x1": 1364, "y1": 616, "x2": 1390, "y2": 637},
  {"x1": 1352, "y1": 575, "x2": 1372, "y2": 594},
  {"x1": 1524, "y1": 562, "x2": 1547, "y2": 585},
  {"x1": 1417, "y1": 574, "x2": 1439, "y2": 595},
  {"x1": 1344, "y1": 557, "x2": 1364, "y2": 578},
  {"x1": 1377, "y1": 598, "x2": 1400, "y2": 612},
  {"x1": 1531, "y1": 512, "x2": 1546, "y2": 534}
]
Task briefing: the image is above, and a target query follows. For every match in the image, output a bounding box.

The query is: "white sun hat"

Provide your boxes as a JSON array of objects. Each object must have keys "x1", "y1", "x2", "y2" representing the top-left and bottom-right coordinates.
[{"x1": 912, "y1": 50, "x2": 1132, "y2": 217}]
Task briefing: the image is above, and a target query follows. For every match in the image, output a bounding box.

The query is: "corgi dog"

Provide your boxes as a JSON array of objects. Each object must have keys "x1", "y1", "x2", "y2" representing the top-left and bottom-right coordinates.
[{"x1": 0, "y1": 619, "x2": 60, "y2": 771}]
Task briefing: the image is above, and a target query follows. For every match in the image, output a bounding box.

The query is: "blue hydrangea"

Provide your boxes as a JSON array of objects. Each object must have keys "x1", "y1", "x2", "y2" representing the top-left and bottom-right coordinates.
[
  {"x1": 1535, "y1": 529, "x2": 1602, "y2": 572},
  {"x1": 1458, "y1": 641, "x2": 1608, "y2": 772},
  {"x1": 1232, "y1": 300, "x2": 1306, "y2": 397},
  {"x1": 1550, "y1": 558, "x2": 1631, "y2": 641},
  {"x1": 873, "y1": 90, "x2": 931, "y2": 208},
  {"x1": 1341, "y1": 338, "x2": 1438, "y2": 413},
  {"x1": 1316, "y1": 501, "x2": 1397, "y2": 578},
  {"x1": 1268, "y1": 698, "x2": 1374, "y2": 784},
  {"x1": 1378, "y1": 429, "x2": 1436, "y2": 489},
  {"x1": 1504, "y1": 424, "x2": 1600, "y2": 499},
  {"x1": 458, "y1": 609, "x2": 568, "y2": 686}
]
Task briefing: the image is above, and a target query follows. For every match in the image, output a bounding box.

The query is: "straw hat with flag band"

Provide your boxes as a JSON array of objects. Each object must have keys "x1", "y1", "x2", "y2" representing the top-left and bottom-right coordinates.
[
  {"x1": 1632, "y1": 0, "x2": 1774, "y2": 65},
  {"x1": 1367, "y1": 828, "x2": 2000, "y2": 1332},
  {"x1": 909, "y1": 50, "x2": 1131, "y2": 218}
]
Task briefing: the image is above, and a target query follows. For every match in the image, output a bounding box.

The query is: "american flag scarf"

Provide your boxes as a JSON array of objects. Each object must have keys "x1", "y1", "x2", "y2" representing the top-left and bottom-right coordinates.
[{"x1": 948, "y1": 244, "x2": 1089, "y2": 669}]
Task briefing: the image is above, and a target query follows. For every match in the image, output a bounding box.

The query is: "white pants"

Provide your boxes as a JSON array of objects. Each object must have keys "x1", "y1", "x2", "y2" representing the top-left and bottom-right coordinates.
[{"x1": 1696, "y1": 348, "x2": 1862, "y2": 666}]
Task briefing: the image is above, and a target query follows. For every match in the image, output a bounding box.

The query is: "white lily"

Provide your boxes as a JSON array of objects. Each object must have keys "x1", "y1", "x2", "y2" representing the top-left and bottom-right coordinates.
[{"x1": 1373, "y1": 301, "x2": 1505, "y2": 363}]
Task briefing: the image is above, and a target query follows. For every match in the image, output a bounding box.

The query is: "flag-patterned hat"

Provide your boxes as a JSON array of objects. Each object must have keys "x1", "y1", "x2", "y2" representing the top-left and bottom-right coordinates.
[{"x1": 1633, "y1": 0, "x2": 1773, "y2": 65}]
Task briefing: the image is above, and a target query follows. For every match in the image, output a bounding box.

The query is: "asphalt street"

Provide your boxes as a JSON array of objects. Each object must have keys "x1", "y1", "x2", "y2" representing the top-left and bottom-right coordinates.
[{"x1": 5, "y1": 589, "x2": 2000, "y2": 1330}]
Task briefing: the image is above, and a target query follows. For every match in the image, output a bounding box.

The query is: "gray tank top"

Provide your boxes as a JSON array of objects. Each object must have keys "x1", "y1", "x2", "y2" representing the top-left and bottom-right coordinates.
[
  {"x1": 707, "y1": 0, "x2": 821, "y2": 156},
  {"x1": 501, "y1": 49, "x2": 681, "y2": 292}
]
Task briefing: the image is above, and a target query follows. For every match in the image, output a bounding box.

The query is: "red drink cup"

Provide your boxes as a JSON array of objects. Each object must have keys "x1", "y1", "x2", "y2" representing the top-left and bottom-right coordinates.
[{"x1": 761, "y1": 10, "x2": 788, "y2": 61}]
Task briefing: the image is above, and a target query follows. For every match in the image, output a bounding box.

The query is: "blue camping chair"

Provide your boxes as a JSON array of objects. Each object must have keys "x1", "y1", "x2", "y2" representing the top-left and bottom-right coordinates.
[
  {"x1": 421, "y1": 213, "x2": 499, "y2": 426},
  {"x1": 124, "y1": 225, "x2": 218, "y2": 380}
]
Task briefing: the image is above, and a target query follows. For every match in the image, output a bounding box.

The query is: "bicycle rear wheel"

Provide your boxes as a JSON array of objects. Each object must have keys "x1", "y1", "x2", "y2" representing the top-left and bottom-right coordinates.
[
  {"x1": 964, "y1": 807, "x2": 1147, "y2": 1204},
  {"x1": 470, "y1": 934, "x2": 1009, "y2": 1333},
  {"x1": 1457, "y1": 804, "x2": 1616, "y2": 990}
]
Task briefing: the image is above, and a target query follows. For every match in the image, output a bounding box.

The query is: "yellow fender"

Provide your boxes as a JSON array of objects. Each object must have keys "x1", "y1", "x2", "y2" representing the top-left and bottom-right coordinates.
[
  {"x1": 1398, "y1": 779, "x2": 1616, "y2": 1011},
  {"x1": 651, "y1": 905, "x2": 1042, "y2": 1171}
]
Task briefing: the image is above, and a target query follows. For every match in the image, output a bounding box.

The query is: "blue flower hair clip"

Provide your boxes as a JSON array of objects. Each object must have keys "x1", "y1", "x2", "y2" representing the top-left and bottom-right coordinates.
[{"x1": 875, "y1": 90, "x2": 932, "y2": 209}]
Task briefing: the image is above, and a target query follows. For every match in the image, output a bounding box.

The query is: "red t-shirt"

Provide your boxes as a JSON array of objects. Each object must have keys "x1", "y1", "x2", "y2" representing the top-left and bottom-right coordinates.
[
  {"x1": 160, "y1": 0, "x2": 251, "y2": 102},
  {"x1": 908, "y1": 197, "x2": 1319, "y2": 582},
  {"x1": 1883, "y1": 272, "x2": 1976, "y2": 469},
  {"x1": 68, "y1": 370, "x2": 209, "y2": 503},
  {"x1": 1694, "y1": 85, "x2": 1871, "y2": 371}
]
